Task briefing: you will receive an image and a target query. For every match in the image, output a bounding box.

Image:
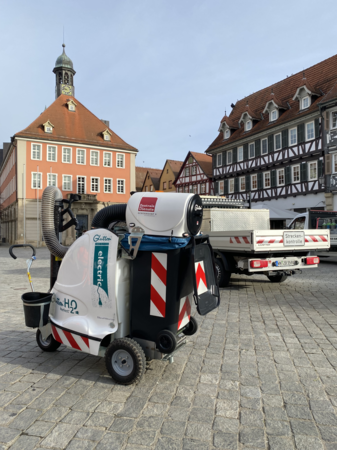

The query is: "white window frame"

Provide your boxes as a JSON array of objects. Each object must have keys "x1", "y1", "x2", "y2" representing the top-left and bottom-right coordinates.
[
  {"x1": 68, "y1": 104, "x2": 75, "y2": 112},
  {"x1": 104, "y1": 178, "x2": 113, "y2": 193},
  {"x1": 270, "y1": 110, "x2": 278, "y2": 121},
  {"x1": 274, "y1": 133, "x2": 282, "y2": 151},
  {"x1": 292, "y1": 165, "x2": 300, "y2": 183},
  {"x1": 261, "y1": 138, "x2": 268, "y2": 155},
  {"x1": 117, "y1": 179, "x2": 125, "y2": 194},
  {"x1": 116, "y1": 153, "x2": 125, "y2": 168},
  {"x1": 237, "y1": 146, "x2": 243, "y2": 162},
  {"x1": 192, "y1": 166, "x2": 197, "y2": 175},
  {"x1": 331, "y1": 110, "x2": 337, "y2": 130},
  {"x1": 193, "y1": 185, "x2": 198, "y2": 194},
  {"x1": 45, "y1": 126, "x2": 52, "y2": 133},
  {"x1": 251, "y1": 174, "x2": 257, "y2": 190},
  {"x1": 201, "y1": 183, "x2": 206, "y2": 194},
  {"x1": 302, "y1": 96, "x2": 310, "y2": 110},
  {"x1": 77, "y1": 176, "x2": 86, "y2": 194},
  {"x1": 47, "y1": 173, "x2": 57, "y2": 187},
  {"x1": 289, "y1": 128, "x2": 297, "y2": 146},
  {"x1": 62, "y1": 175, "x2": 72, "y2": 191},
  {"x1": 225, "y1": 129, "x2": 230, "y2": 139},
  {"x1": 31, "y1": 172, "x2": 42, "y2": 189},
  {"x1": 308, "y1": 161, "x2": 317, "y2": 181},
  {"x1": 90, "y1": 150, "x2": 99, "y2": 166},
  {"x1": 62, "y1": 147, "x2": 72, "y2": 164},
  {"x1": 103, "y1": 152, "x2": 112, "y2": 167},
  {"x1": 91, "y1": 176, "x2": 100, "y2": 193},
  {"x1": 249, "y1": 142, "x2": 255, "y2": 159},
  {"x1": 218, "y1": 180, "x2": 224, "y2": 195},
  {"x1": 217, "y1": 153, "x2": 222, "y2": 167},
  {"x1": 185, "y1": 167, "x2": 190, "y2": 176},
  {"x1": 306, "y1": 121, "x2": 315, "y2": 141},
  {"x1": 31, "y1": 143, "x2": 42, "y2": 161},
  {"x1": 229, "y1": 178, "x2": 234, "y2": 193},
  {"x1": 245, "y1": 120, "x2": 252, "y2": 131},
  {"x1": 104, "y1": 133, "x2": 111, "y2": 141},
  {"x1": 239, "y1": 176, "x2": 245, "y2": 192},
  {"x1": 264, "y1": 172, "x2": 271, "y2": 188},
  {"x1": 277, "y1": 168, "x2": 285, "y2": 186},
  {"x1": 227, "y1": 150, "x2": 233, "y2": 165},
  {"x1": 189, "y1": 185, "x2": 193, "y2": 193},
  {"x1": 47, "y1": 145, "x2": 57, "y2": 162},
  {"x1": 76, "y1": 148, "x2": 86, "y2": 165}
]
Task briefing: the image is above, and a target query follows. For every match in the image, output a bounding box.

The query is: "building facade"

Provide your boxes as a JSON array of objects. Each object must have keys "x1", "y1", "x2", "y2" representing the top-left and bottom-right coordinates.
[
  {"x1": 206, "y1": 55, "x2": 337, "y2": 212},
  {"x1": 0, "y1": 45, "x2": 138, "y2": 244},
  {"x1": 159, "y1": 160, "x2": 183, "y2": 192},
  {"x1": 142, "y1": 169, "x2": 162, "y2": 192},
  {"x1": 174, "y1": 152, "x2": 213, "y2": 195}
]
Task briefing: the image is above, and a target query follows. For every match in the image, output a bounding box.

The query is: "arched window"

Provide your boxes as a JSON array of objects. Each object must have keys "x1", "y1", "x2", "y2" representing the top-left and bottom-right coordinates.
[
  {"x1": 58, "y1": 72, "x2": 63, "y2": 84},
  {"x1": 64, "y1": 72, "x2": 69, "y2": 85}
]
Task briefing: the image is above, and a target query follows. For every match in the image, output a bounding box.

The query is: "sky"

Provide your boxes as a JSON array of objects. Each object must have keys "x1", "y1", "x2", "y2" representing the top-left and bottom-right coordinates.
[{"x1": 0, "y1": 0, "x2": 336, "y2": 170}]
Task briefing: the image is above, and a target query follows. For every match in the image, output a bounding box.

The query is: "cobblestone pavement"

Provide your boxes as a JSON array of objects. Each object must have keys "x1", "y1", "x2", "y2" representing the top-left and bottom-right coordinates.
[{"x1": 0, "y1": 246, "x2": 337, "y2": 449}]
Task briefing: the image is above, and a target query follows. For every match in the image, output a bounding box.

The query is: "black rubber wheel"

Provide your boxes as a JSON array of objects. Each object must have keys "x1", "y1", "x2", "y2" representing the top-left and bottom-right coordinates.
[
  {"x1": 214, "y1": 259, "x2": 231, "y2": 287},
  {"x1": 182, "y1": 316, "x2": 198, "y2": 336},
  {"x1": 36, "y1": 329, "x2": 61, "y2": 352},
  {"x1": 156, "y1": 330, "x2": 177, "y2": 354},
  {"x1": 105, "y1": 338, "x2": 146, "y2": 385},
  {"x1": 267, "y1": 273, "x2": 288, "y2": 283}
]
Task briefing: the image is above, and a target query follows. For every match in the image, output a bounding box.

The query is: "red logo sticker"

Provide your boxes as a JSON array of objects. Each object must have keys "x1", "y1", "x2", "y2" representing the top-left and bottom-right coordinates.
[{"x1": 138, "y1": 197, "x2": 158, "y2": 213}]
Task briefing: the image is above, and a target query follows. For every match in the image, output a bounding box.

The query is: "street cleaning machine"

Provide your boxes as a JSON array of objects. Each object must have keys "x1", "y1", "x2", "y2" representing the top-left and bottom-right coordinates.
[{"x1": 17, "y1": 187, "x2": 220, "y2": 385}]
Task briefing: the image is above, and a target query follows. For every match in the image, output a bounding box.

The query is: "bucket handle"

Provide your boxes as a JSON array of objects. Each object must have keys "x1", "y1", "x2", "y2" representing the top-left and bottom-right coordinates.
[{"x1": 9, "y1": 244, "x2": 36, "y2": 260}]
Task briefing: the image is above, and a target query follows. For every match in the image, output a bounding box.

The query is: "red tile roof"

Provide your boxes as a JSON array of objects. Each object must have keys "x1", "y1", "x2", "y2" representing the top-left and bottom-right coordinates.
[
  {"x1": 136, "y1": 166, "x2": 160, "y2": 191},
  {"x1": 319, "y1": 81, "x2": 337, "y2": 105},
  {"x1": 16, "y1": 94, "x2": 137, "y2": 152},
  {"x1": 207, "y1": 54, "x2": 337, "y2": 152},
  {"x1": 174, "y1": 152, "x2": 212, "y2": 183},
  {"x1": 167, "y1": 160, "x2": 183, "y2": 177}
]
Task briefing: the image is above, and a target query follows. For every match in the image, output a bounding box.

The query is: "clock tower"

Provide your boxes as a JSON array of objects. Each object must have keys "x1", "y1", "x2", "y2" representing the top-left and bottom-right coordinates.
[{"x1": 53, "y1": 44, "x2": 76, "y2": 99}]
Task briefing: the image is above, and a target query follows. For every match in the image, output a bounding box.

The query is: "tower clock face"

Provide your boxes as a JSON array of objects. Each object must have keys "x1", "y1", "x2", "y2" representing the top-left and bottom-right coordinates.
[{"x1": 61, "y1": 84, "x2": 73, "y2": 96}]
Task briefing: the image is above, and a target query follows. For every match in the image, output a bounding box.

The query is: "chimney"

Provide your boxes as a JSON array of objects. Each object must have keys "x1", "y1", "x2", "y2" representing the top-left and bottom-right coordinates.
[{"x1": 101, "y1": 120, "x2": 110, "y2": 128}]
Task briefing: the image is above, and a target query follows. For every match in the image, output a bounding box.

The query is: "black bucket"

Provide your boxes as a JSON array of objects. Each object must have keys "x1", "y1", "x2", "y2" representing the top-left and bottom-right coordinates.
[{"x1": 21, "y1": 292, "x2": 52, "y2": 328}]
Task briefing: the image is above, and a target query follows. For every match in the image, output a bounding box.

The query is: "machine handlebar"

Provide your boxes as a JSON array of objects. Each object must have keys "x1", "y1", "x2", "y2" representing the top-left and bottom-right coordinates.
[{"x1": 9, "y1": 244, "x2": 36, "y2": 260}]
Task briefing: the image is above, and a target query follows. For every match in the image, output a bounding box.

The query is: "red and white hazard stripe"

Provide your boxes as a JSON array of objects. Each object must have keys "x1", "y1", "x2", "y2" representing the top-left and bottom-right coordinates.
[
  {"x1": 178, "y1": 294, "x2": 192, "y2": 330},
  {"x1": 195, "y1": 261, "x2": 207, "y2": 295},
  {"x1": 229, "y1": 236, "x2": 250, "y2": 244},
  {"x1": 51, "y1": 324, "x2": 90, "y2": 352},
  {"x1": 305, "y1": 235, "x2": 328, "y2": 243},
  {"x1": 256, "y1": 235, "x2": 328, "y2": 244},
  {"x1": 150, "y1": 252, "x2": 167, "y2": 318}
]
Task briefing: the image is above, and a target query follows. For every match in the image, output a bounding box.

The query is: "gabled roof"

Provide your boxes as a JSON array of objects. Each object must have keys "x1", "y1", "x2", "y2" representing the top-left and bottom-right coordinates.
[
  {"x1": 136, "y1": 166, "x2": 160, "y2": 191},
  {"x1": 319, "y1": 81, "x2": 337, "y2": 106},
  {"x1": 142, "y1": 169, "x2": 162, "y2": 191},
  {"x1": 263, "y1": 89, "x2": 288, "y2": 113},
  {"x1": 174, "y1": 151, "x2": 212, "y2": 184},
  {"x1": 238, "y1": 103, "x2": 261, "y2": 124},
  {"x1": 220, "y1": 115, "x2": 238, "y2": 130},
  {"x1": 15, "y1": 94, "x2": 137, "y2": 152},
  {"x1": 166, "y1": 160, "x2": 183, "y2": 177},
  {"x1": 207, "y1": 53, "x2": 337, "y2": 153}
]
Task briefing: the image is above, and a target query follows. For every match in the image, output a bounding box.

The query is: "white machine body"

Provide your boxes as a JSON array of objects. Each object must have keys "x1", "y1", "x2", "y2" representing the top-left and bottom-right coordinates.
[
  {"x1": 126, "y1": 192, "x2": 202, "y2": 237},
  {"x1": 50, "y1": 229, "x2": 130, "y2": 356}
]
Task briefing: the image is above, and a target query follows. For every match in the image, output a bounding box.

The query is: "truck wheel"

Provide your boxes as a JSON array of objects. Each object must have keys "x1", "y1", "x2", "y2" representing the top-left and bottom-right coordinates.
[
  {"x1": 105, "y1": 338, "x2": 146, "y2": 385},
  {"x1": 156, "y1": 330, "x2": 177, "y2": 354},
  {"x1": 214, "y1": 259, "x2": 231, "y2": 287},
  {"x1": 36, "y1": 329, "x2": 61, "y2": 352},
  {"x1": 182, "y1": 316, "x2": 198, "y2": 336},
  {"x1": 267, "y1": 273, "x2": 288, "y2": 283}
]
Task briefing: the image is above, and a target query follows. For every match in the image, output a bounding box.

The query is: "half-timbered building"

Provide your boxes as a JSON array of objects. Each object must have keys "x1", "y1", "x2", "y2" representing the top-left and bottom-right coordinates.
[
  {"x1": 206, "y1": 54, "x2": 337, "y2": 212},
  {"x1": 174, "y1": 152, "x2": 213, "y2": 195}
]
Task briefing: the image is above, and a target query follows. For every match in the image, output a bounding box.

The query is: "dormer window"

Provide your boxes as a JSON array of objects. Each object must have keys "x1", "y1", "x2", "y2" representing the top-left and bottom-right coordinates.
[
  {"x1": 43, "y1": 120, "x2": 54, "y2": 134},
  {"x1": 67, "y1": 99, "x2": 77, "y2": 112},
  {"x1": 270, "y1": 110, "x2": 278, "y2": 121},
  {"x1": 225, "y1": 129, "x2": 230, "y2": 139},
  {"x1": 302, "y1": 96, "x2": 310, "y2": 110},
  {"x1": 102, "y1": 129, "x2": 112, "y2": 141},
  {"x1": 245, "y1": 120, "x2": 252, "y2": 131},
  {"x1": 104, "y1": 134, "x2": 110, "y2": 141}
]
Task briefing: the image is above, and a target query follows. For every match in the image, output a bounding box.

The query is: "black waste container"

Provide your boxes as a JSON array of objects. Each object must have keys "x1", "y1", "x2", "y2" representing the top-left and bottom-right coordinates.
[{"x1": 21, "y1": 292, "x2": 52, "y2": 328}]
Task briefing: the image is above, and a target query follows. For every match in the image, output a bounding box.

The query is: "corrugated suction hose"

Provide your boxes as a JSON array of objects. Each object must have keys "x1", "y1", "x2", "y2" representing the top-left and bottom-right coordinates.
[
  {"x1": 91, "y1": 204, "x2": 127, "y2": 229},
  {"x1": 42, "y1": 186, "x2": 68, "y2": 258}
]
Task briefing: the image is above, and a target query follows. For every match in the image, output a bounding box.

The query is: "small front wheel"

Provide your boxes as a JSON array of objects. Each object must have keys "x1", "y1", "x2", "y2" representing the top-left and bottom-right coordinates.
[
  {"x1": 105, "y1": 338, "x2": 146, "y2": 385},
  {"x1": 214, "y1": 259, "x2": 231, "y2": 287},
  {"x1": 183, "y1": 317, "x2": 198, "y2": 336},
  {"x1": 36, "y1": 329, "x2": 61, "y2": 352},
  {"x1": 156, "y1": 330, "x2": 177, "y2": 354}
]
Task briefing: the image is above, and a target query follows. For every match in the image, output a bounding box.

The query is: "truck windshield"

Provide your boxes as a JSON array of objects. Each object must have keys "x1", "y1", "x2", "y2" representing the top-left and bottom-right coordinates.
[{"x1": 289, "y1": 217, "x2": 305, "y2": 229}]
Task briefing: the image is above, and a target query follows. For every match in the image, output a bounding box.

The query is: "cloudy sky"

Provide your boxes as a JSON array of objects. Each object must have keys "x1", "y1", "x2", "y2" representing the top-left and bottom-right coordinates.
[{"x1": 0, "y1": 0, "x2": 336, "y2": 170}]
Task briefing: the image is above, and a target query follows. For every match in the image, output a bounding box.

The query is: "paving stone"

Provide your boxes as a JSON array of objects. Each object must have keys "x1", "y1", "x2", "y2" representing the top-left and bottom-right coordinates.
[
  {"x1": 7, "y1": 435, "x2": 40, "y2": 450},
  {"x1": 0, "y1": 427, "x2": 21, "y2": 444},
  {"x1": 154, "y1": 437, "x2": 181, "y2": 450},
  {"x1": 95, "y1": 432, "x2": 127, "y2": 450},
  {"x1": 239, "y1": 428, "x2": 265, "y2": 448},
  {"x1": 318, "y1": 425, "x2": 337, "y2": 442},
  {"x1": 213, "y1": 417, "x2": 239, "y2": 433},
  {"x1": 185, "y1": 422, "x2": 212, "y2": 441},
  {"x1": 40, "y1": 423, "x2": 80, "y2": 448},
  {"x1": 128, "y1": 429, "x2": 157, "y2": 446},
  {"x1": 213, "y1": 431, "x2": 238, "y2": 449},
  {"x1": 294, "y1": 435, "x2": 324, "y2": 450},
  {"x1": 26, "y1": 420, "x2": 55, "y2": 437},
  {"x1": 110, "y1": 418, "x2": 135, "y2": 432},
  {"x1": 265, "y1": 420, "x2": 291, "y2": 437},
  {"x1": 285, "y1": 405, "x2": 313, "y2": 420},
  {"x1": 290, "y1": 420, "x2": 319, "y2": 436},
  {"x1": 75, "y1": 427, "x2": 105, "y2": 441},
  {"x1": 161, "y1": 420, "x2": 186, "y2": 437},
  {"x1": 268, "y1": 436, "x2": 295, "y2": 450},
  {"x1": 66, "y1": 440, "x2": 96, "y2": 450}
]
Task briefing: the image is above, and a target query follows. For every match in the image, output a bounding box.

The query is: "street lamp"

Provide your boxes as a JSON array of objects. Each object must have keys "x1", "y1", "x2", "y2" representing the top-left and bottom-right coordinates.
[{"x1": 319, "y1": 175, "x2": 325, "y2": 187}]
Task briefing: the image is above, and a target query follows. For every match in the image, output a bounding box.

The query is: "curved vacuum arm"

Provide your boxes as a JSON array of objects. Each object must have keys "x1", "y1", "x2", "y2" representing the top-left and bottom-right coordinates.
[
  {"x1": 91, "y1": 204, "x2": 127, "y2": 229},
  {"x1": 42, "y1": 186, "x2": 69, "y2": 258}
]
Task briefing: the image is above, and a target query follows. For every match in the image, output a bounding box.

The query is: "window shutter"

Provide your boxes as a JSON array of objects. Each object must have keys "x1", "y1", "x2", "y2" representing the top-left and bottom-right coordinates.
[
  {"x1": 214, "y1": 180, "x2": 219, "y2": 195},
  {"x1": 233, "y1": 147, "x2": 237, "y2": 163},
  {"x1": 234, "y1": 177, "x2": 239, "y2": 193},
  {"x1": 271, "y1": 170, "x2": 277, "y2": 187},
  {"x1": 315, "y1": 118, "x2": 320, "y2": 138},
  {"x1": 282, "y1": 129, "x2": 288, "y2": 149},
  {"x1": 255, "y1": 140, "x2": 261, "y2": 157},
  {"x1": 245, "y1": 174, "x2": 251, "y2": 191},
  {"x1": 224, "y1": 179, "x2": 229, "y2": 195},
  {"x1": 243, "y1": 144, "x2": 248, "y2": 160},
  {"x1": 285, "y1": 166, "x2": 291, "y2": 185},
  {"x1": 257, "y1": 172, "x2": 263, "y2": 189},
  {"x1": 300, "y1": 162, "x2": 307, "y2": 181},
  {"x1": 325, "y1": 154, "x2": 332, "y2": 175},
  {"x1": 268, "y1": 135, "x2": 274, "y2": 153},
  {"x1": 325, "y1": 111, "x2": 330, "y2": 130},
  {"x1": 222, "y1": 152, "x2": 226, "y2": 166},
  {"x1": 298, "y1": 123, "x2": 305, "y2": 143},
  {"x1": 318, "y1": 159, "x2": 323, "y2": 178}
]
